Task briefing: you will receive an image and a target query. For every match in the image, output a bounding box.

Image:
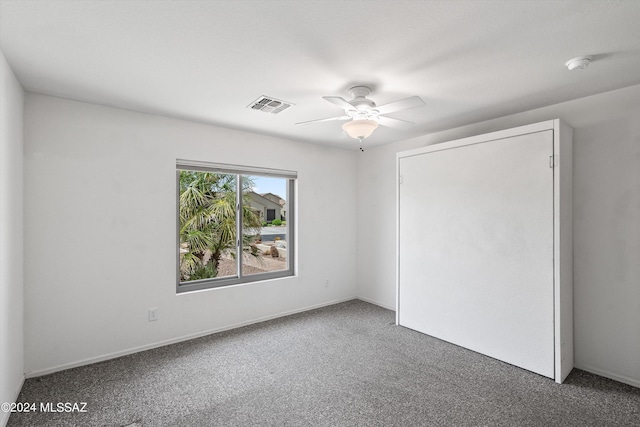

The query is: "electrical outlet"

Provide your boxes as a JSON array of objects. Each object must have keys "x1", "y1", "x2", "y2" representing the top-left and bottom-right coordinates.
[{"x1": 148, "y1": 308, "x2": 158, "y2": 322}]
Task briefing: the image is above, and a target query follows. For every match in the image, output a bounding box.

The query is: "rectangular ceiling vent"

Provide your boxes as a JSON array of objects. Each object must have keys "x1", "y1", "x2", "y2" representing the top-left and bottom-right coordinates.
[{"x1": 247, "y1": 96, "x2": 293, "y2": 114}]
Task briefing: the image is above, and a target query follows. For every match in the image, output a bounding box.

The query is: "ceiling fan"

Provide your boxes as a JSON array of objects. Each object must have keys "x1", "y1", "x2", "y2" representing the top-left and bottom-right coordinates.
[{"x1": 296, "y1": 86, "x2": 425, "y2": 141}]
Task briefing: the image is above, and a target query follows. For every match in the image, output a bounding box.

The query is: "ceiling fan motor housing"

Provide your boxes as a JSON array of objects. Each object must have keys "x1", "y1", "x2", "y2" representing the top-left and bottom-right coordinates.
[{"x1": 348, "y1": 86, "x2": 376, "y2": 111}]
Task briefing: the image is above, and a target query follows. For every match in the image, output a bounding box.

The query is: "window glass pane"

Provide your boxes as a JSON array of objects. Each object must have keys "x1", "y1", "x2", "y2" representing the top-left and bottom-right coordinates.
[
  {"x1": 242, "y1": 175, "x2": 289, "y2": 276},
  {"x1": 177, "y1": 162, "x2": 295, "y2": 292},
  {"x1": 179, "y1": 171, "x2": 238, "y2": 282}
]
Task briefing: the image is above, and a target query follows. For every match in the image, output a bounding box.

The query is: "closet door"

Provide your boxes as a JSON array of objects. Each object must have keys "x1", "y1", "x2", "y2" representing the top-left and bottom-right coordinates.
[{"x1": 398, "y1": 130, "x2": 554, "y2": 378}]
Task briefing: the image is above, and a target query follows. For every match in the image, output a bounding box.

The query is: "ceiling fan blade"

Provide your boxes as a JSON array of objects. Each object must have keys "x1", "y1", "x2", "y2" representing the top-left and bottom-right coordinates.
[
  {"x1": 374, "y1": 96, "x2": 424, "y2": 115},
  {"x1": 377, "y1": 116, "x2": 415, "y2": 130},
  {"x1": 323, "y1": 96, "x2": 355, "y2": 111},
  {"x1": 295, "y1": 115, "x2": 350, "y2": 126}
]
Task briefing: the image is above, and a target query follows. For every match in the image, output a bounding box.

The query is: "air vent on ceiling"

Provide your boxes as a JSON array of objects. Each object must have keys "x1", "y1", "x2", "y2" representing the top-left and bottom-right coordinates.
[{"x1": 247, "y1": 96, "x2": 293, "y2": 114}]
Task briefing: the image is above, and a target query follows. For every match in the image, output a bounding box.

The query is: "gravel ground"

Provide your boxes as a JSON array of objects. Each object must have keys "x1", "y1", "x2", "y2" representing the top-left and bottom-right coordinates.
[{"x1": 216, "y1": 253, "x2": 286, "y2": 277}]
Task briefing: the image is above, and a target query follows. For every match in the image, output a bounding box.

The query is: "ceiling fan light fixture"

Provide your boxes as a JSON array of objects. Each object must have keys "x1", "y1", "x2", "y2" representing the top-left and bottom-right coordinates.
[{"x1": 342, "y1": 119, "x2": 379, "y2": 140}]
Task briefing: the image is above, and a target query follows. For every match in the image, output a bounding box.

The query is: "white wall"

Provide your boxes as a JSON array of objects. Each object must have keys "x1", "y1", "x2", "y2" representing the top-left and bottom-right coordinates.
[
  {"x1": 0, "y1": 51, "x2": 24, "y2": 426},
  {"x1": 23, "y1": 94, "x2": 358, "y2": 375},
  {"x1": 357, "y1": 84, "x2": 640, "y2": 388}
]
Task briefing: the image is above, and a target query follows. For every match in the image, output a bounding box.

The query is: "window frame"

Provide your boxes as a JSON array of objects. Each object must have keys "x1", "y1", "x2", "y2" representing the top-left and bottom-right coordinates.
[{"x1": 176, "y1": 160, "x2": 296, "y2": 293}]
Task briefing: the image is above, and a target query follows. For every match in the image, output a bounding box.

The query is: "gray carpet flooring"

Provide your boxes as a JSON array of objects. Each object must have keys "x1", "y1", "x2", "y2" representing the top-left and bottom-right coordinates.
[{"x1": 8, "y1": 300, "x2": 640, "y2": 426}]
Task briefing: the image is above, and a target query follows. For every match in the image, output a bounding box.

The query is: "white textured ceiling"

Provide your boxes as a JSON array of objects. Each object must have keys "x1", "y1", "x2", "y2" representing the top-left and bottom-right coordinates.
[{"x1": 2, "y1": 0, "x2": 640, "y2": 148}]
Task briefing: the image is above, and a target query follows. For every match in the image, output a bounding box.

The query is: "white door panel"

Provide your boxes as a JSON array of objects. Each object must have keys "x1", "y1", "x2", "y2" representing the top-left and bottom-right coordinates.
[{"x1": 398, "y1": 130, "x2": 554, "y2": 378}]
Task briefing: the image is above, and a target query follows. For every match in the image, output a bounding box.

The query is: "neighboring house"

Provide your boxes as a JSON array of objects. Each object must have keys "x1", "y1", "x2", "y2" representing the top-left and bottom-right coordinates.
[
  {"x1": 260, "y1": 192, "x2": 287, "y2": 220},
  {"x1": 246, "y1": 192, "x2": 284, "y2": 222}
]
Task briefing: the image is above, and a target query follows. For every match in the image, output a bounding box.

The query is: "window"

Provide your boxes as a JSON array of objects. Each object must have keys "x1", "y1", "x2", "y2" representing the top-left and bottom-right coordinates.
[{"x1": 177, "y1": 160, "x2": 295, "y2": 292}]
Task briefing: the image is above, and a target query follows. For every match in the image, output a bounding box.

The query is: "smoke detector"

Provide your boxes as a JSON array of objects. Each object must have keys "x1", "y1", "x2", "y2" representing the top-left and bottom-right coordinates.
[{"x1": 565, "y1": 56, "x2": 592, "y2": 71}]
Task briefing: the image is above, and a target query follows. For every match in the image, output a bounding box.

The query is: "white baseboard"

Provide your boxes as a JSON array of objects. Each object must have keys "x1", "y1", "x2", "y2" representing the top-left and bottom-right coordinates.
[
  {"x1": 25, "y1": 296, "x2": 356, "y2": 379},
  {"x1": 1, "y1": 376, "x2": 25, "y2": 427},
  {"x1": 356, "y1": 295, "x2": 396, "y2": 311},
  {"x1": 574, "y1": 363, "x2": 640, "y2": 389}
]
